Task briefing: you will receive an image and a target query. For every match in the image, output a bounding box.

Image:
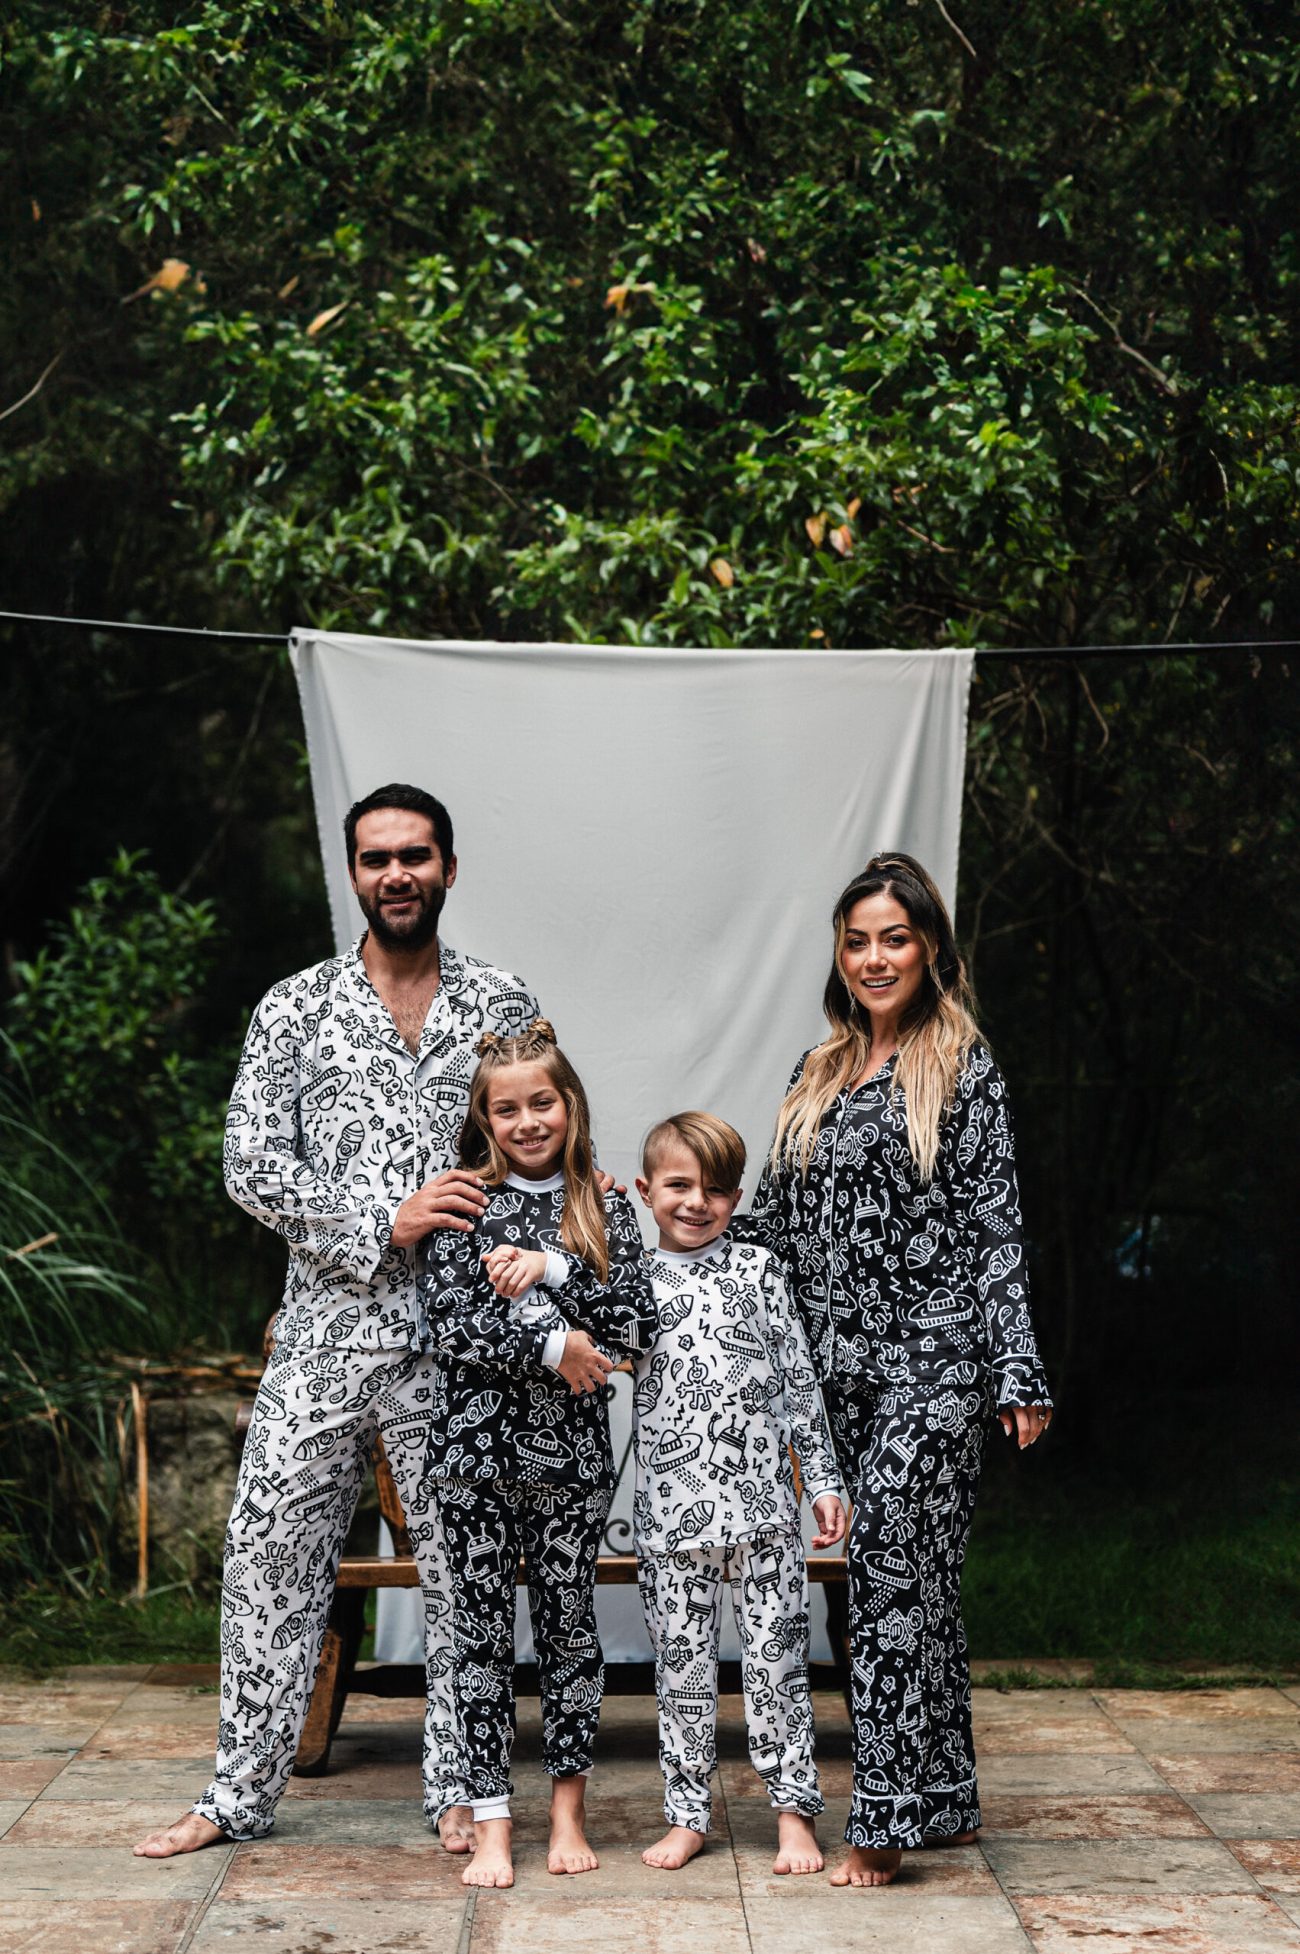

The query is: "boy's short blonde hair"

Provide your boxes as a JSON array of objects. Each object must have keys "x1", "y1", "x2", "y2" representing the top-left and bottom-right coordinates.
[{"x1": 641, "y1": 1111, "x2": 746, "y2": 1191}]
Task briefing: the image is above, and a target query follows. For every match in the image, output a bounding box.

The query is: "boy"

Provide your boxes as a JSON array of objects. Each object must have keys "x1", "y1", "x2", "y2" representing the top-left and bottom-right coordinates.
[{"x1": 633, "y1": 1111, "x2": 846, "y2": 1874}]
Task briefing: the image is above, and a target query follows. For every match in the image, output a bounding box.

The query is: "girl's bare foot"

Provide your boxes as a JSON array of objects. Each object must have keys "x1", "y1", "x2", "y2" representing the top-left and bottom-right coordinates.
[
  {"x1": 132, "y1": 1814, "x2": 224, "y2": 1858},
  {"x1": 642, "y1": 1824, "x2": 706, "y2": 1869},
  {"x1": 773, "y1": 1811, "x2": 824, "y2": 1875},
  {"x1": 463, "y1": 1816, "x2": 513, "y2": 1888},
  {"x1": 439, "y1": 1804, "x2": 476, "y2": 1855},
  {"x1": 548, "y1": 1775, "x2": 599, "y2": 1875},
  {"x1": 829, "y1": 1845, "x2": 903, "y2": 1887}
]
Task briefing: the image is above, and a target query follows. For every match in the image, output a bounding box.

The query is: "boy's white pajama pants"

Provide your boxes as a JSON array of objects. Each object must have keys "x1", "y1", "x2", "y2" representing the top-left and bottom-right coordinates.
[
  {"x1": 637, "y1": 1528, "x2": 823, "y2": 1833},
  {"x1": 192, "y1": 1340, "x2": 468, "y2": 1838}
]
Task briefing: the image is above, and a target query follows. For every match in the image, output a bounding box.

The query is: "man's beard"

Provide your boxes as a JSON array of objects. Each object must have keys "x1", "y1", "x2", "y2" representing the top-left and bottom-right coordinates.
[{"x1": 358, "y1": 883, "x2": 446, "y2": 952}]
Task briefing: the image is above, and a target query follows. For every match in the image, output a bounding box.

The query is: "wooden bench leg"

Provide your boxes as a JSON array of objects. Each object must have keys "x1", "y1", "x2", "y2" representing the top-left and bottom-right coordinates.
[
  {"x1": 293, "y1": 1586, "x2": 367, "y2": 1778},
  {"x1": 824, "y1": 1580, "x2": 853, "y2": 1712}
]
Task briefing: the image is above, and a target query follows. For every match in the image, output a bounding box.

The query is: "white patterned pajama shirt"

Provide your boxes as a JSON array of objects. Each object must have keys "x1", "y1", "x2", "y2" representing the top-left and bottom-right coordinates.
[
  {"x1": 194, "y1": 938, "x2": 538, "y2": 1838},
  {"x1": 632, "y1": 1237, "x2": 843, "y2": 1833}
]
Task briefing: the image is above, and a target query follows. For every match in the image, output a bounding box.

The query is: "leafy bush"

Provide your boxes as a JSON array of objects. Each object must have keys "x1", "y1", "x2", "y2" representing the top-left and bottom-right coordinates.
[{"x1": 6, "y1": 849, "x2": 237, "y2": 1270}]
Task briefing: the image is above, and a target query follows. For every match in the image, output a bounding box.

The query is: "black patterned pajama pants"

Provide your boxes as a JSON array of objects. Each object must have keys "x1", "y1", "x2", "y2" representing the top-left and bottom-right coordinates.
[
  {"x1": 637, "y1": 1529, "x2": 822, "y2": 1833},
  {"x1": 825, "y1": 1379, "x2": 987, "y2": 1849},
  {"x1": 193, "y1": 1341, "x2": 467, "y2": 1839},
  {"x1": 436, "y1": 1476, "x2": 611, "y2": 1807}
]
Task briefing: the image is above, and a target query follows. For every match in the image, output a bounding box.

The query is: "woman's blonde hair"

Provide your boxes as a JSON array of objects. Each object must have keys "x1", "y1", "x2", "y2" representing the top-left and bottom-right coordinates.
[
  {"x1": 460, "y1": 1019, "x2": 610, "y2": 1279},
  {"x1": 770, "y1": 853, "x2": 983, "y2": 1182}
]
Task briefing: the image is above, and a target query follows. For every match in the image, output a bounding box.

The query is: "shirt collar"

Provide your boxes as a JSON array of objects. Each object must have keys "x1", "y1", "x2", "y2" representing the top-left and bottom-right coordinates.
[{"x1": 505, "y1": 1170, "x2": 565, "y2": 1194}]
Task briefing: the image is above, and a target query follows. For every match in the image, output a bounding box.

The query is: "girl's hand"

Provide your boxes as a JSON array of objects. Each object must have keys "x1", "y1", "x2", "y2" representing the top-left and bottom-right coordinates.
[
  {"x1": 482, "y1": 1245, "x2": 547, "y2": 1299},
  {"x1": 999, "y1": 1404, "x2": 1053, "y2": 1449},
  {"x1": 811, "y1": 1494, "x2": 847, "y2": 1549},
  {"x1": 557, "y1": 1330, "x2": 614, "y2": 1396},
  {"x1": 595, "y1": 1168, "x2": 627, "y2": 1197}
]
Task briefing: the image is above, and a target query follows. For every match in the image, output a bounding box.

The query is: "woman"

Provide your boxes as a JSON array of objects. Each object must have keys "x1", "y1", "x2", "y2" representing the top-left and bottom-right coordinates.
[{"x1": 742, "y1": 853, "x2": 1052, "y2": 1887}]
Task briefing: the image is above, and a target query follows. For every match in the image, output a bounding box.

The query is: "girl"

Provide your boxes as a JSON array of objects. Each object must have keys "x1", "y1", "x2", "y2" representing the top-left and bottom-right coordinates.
[
  {"x1": 740, "y1": 855, "x2": 1052, "y2": 1888},
  {"x1": 417, "y1": 1020, "x2": 655, "y2": 1890}
]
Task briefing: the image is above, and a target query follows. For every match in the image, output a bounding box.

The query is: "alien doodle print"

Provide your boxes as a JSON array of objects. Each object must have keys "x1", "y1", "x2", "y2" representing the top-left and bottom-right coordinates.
[
  {"x1": 740, "y1": 1044, "x2": 1052, "y2": 1848},
  {"x1": 194, "y1": 1343, "x2": 466, "y2": 1838},
  {"x1": 419, "y1": 1173, "x2": 656, "y2": 1803},
  {"x1": 632, "y1": 1237, "x2": 843, "y2": 1832},
  {"x1": 225, "y1": 940, "x2": 538, "y2": 1351},
  {"x1": 194, "y1": 940, "x2": 539, "y2": 1840}
]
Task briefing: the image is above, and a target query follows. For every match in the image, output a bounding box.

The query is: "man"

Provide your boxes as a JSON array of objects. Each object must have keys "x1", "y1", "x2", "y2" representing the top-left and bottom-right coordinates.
[{"x1": 136, "y1": 782, "x2": 553, "y2": 1856}]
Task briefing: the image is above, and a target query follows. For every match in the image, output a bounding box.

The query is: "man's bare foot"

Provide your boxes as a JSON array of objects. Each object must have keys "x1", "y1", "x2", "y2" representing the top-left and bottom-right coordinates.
[
  {"x1": 548, "y1": 1774, "x2": 599, "y2": 1875},
  {"x1": 642, "y1": 1824, "x2": 706, "y2": 1869},
  {"x1": 132, "y1": 1813, "x2": 224, "y2": 1859},
  {"x1": 773, "y1": 1811, "x2": 824, "y2": 1875},
  {"x1": 924, "y1": 1829, "x2": 978, "y2": 1847},
  {"x1": 439, "y1": 1804, "x2": 476, "y2": 1855},
  {"x1": 463, "y1": 1816, "x2": 513, "y2": 1888},
  {"x1": 829, "y1": 1845, "x2": 903, "y2": 1887}
]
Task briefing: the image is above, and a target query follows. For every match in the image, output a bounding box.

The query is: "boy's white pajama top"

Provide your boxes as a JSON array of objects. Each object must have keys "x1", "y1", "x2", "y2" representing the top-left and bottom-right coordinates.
[{"x1": 632, "y1": 1235, "x2": 843, "y2": 1833}]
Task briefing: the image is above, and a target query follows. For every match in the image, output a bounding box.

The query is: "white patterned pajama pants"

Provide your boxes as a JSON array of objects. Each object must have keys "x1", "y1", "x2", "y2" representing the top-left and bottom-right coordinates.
[
  {"x1": 637, "y1": 1529, "x2": 822, "y2": 1834},
  {"x1": 192, "y1": 1340, "x2": 466, "y2": 1838}
]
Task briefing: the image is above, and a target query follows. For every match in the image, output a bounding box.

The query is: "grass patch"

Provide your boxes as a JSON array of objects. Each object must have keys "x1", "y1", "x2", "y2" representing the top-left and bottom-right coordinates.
[{"x1": 0, "y1": 1584, "x2": 220, "y2": 1675}]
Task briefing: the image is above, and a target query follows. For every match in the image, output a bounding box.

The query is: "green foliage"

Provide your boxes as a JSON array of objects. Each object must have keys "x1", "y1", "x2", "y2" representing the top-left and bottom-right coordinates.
[
  {"x1": 2, "y1": 0, "x2": 1297, "y2": 645},
  {"x1": 0, "y1": 1045, "x2": 147, "y2": 1586},
  {"x1": 7, "y1": 849, "x2": 231, "y2": 1225}
]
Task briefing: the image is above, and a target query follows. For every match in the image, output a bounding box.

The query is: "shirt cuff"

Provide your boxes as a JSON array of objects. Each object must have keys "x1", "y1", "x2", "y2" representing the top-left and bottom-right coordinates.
[
  {"x1": 541, "y1": 1249, "x2": 573, "y2": 1288},
  {"x1": 805, "y1": 1478, "x2": 845, "y2": 1506},
  {"x1": 540, "y1": 1325, "x2": 568, "y2": 1370}
]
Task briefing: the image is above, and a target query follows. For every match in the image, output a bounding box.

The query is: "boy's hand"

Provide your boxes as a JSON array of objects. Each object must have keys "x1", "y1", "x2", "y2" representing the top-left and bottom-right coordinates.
[
  {"x1": 557, "y1": 1330, "x2": 614, "y2": 1396},
  {"x1": 998, "y1": 1405, "x2": 1053, "y2": 1449},
  {"x1": 810, "y1": 1494, "x2": 846, "y2": 1549},
  {"x1": 482, "y1": 1245, "x2": 548, "y2": 1299}
]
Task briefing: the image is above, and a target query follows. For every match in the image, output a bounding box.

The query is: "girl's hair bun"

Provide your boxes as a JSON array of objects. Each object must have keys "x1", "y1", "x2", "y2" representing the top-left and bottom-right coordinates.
[
  {"x1": 525, "y1": 1017, "x2": 557, "y2": 1045},
  {"x1": 475, "y1": 1030, "x2": 505, "y2": 1058}
]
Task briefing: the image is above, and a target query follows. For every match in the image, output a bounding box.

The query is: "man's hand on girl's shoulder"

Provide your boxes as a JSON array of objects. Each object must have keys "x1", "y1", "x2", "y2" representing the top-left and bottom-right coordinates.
[{"x1": 391, "y1": 1169, "x2": 489, "y2": 1247}]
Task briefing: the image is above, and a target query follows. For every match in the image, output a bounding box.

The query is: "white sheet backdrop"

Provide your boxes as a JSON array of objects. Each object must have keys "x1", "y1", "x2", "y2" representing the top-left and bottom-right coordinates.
[{"x1": 290, "y1": 631, "x2": 973, "y2": 1662}]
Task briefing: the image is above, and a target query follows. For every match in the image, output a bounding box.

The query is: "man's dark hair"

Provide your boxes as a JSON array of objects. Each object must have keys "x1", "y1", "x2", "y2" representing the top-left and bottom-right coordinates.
[{"x1": 344, "y1": 784, "x2": 454, "y2": 866}]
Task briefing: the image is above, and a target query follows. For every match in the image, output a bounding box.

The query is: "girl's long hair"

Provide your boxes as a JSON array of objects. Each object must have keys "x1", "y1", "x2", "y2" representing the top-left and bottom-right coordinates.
[
  {"x1": 459, "y1": 1019, "x2": 610, "y2": 1278},
  {"x1": 770, "y1": 853, "x2": 983, "y2": 1182}
]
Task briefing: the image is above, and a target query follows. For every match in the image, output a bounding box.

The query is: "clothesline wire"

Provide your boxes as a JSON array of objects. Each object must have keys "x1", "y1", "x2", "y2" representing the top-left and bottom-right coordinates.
[{"x1": 0, "y1": 606, "x2": 1294, "y2": 660}]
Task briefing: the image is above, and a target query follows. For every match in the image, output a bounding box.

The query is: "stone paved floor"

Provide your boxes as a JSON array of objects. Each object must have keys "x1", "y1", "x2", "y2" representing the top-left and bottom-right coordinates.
[{"x1": 2, "y1": 1668, "x2": 1299, "y2": 1951}]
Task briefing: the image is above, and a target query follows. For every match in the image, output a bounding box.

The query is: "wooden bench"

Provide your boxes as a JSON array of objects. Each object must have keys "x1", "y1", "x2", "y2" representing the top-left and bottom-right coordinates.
[{"x1": 236, "y1": 1328, "x2": 851, "y2": 1777}]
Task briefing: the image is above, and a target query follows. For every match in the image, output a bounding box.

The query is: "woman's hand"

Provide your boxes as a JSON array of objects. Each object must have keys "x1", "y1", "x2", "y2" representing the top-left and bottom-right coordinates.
[
  {"x1": 556, "y1": 1330, "x2": 614, "y2": 1396},
  {"x1": 482, "y1": 1245, "x2": 547, "y2": 1298},
  {"x1": 999, "y1": 1404, "x2": 1053, "y2": 1449},
  {"x1": 811, "y1": 1494, "x2": 847, "y2": 1549}
]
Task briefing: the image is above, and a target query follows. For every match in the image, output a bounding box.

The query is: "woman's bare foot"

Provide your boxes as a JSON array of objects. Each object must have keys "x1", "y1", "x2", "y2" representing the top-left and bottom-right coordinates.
[
  {"x1": 642, "y1": 1824, "x2": 706, "y2": 1869},
  {"x1": 829, "y1": 1845, "x2": 903, "y2": 1887},
  {"x1": 773, "y1": 1811, "x2": 824, "y2": 1875},
  {"x1": 439, "y1": 1804, "x2": 476, "y2": 1855},
  {"x1": 548, "y1": 1775, "x2": 599, "y2": 1875},
  {"x1": 132, "y1": 1814, "x2": 224, "y2": 1858},
  {"x1": 463, "y1": 1816, "x2": 513, "y2": 1888}
]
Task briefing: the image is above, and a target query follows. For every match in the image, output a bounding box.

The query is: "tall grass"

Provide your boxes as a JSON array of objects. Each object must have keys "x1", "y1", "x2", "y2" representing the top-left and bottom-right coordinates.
[{"x1": 0, "y1": 1037, "x2": 154, "y2": 1590}]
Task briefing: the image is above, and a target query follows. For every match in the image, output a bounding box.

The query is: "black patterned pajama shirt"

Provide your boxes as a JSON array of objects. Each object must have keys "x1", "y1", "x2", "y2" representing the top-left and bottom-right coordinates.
[
  {"x1": 418, "y1": 1174, "x2": 656, "y2": 1810},
  {"x1": 741, "y1": 1044, "x2": 1052, "y2": 1849}
]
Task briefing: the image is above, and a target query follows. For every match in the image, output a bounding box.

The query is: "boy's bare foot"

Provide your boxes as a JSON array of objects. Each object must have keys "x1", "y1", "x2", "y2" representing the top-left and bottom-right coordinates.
[
  {"x1": 642, "y1": 1824, "x2": 706, "y2": 1869},
  {"x1": 463, "y1": 1816, "x2": 513, "y2": 1888},
  {"x1": 773, "y1": 1811, "x2": 824, "y2": 1875},
  {"x1": 829, "y1": 1845, "x2": 903, "y2": 1887},
  {"x1": 547, "y1": 1774, "x2": 599, "y2": 1875},
  {"x1": 132, "y1": 1814, "x2": 224, "y2": 1858},
  {"x1": 439, "y1": 1804, "x2": 476, "y2": 1854}
]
